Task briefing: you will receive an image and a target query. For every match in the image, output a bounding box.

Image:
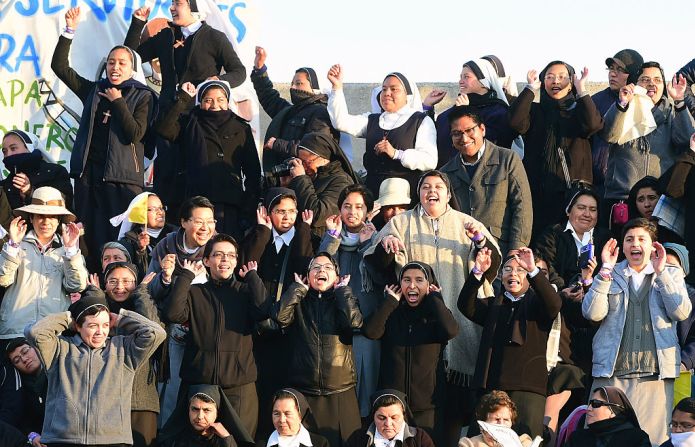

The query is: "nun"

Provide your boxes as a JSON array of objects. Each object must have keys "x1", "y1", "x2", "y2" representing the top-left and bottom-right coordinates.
[
  {"x1": 155, "y1": 78, "x2": 262, "y2": 241},
  {"x1": 326, "y1": 65, "x2": 437, "y2": 199},
  {"x1": 52, "y1": 7, "x2": 158, "y2": 271},
  {"x1": 0, "y1": 130, "x2": 73, "y2": 211},
  {"x1": 159, "y1": 384, "x2": 255, "y2": 447},
  {"x1": 261, "y1": 388, "x2": 329, "y2": 447}
]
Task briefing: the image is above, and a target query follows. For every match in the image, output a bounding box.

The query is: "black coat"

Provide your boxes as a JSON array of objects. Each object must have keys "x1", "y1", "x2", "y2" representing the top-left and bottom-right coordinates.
[
  {"x1": 2, "y1": 155, "x2": 73, "y2": 211},
  {"x1": 273, "y1": 283, "x2": 363, "y2": 395},
  {"x1": 164, "y1": 269, "x2": 269, "y2": 388},
  {"x1": 119, "y1": 223, "x2": 178, "y2": 282},
  {"x1": 288, "y1": 161, "x2": 354, "y2": 240},
  {"x1": 566, "y1": 419, "x2": 650, "y2": 447},
  {"x1": 458, "y1": 273, "x2": 561, "y2": 395},
  {"x1": 125, "y1": 19, "x2": 246, "y2": 107},
  {"x1": 363, "y1": 292, "x2": 458, "y2": 412}
]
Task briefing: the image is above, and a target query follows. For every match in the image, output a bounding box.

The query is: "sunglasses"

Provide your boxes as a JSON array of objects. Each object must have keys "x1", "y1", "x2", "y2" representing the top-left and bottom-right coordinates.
[{"x1": 589, "y1": 399, "x2": 623, "y2": 410}]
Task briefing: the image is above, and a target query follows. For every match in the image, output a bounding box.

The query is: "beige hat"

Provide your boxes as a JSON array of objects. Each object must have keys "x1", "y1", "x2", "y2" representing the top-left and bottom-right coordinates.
[
  {"x1": 14, "y1": 187, "x2": 75, "y2": 222},
  {"x1": 375, "y1": 178, "x2": 411, "y2": 207}
]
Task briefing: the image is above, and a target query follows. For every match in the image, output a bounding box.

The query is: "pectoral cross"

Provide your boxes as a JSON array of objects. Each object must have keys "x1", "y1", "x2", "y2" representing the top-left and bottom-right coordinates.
[
  {"x1": 173, "y1": 39, "x2": 185, "y2": 49},
  {"x1": 102, "y1": 110, "x2": 111, "y2": 124}
]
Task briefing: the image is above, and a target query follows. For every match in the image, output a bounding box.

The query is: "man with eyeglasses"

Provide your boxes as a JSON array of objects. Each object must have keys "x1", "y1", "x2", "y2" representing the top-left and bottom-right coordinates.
[
  {"x1": 441, "y1": 106, "x2": 532, "y2": 256},
  {"x1": 165, "y1": 233, "x2": 269, "y2": 437},
  {"x1": 602, "y1": 61, "x2": 695, "y2": 223},
  {"x1": 590, "y1": 49, "x2": 643, "y2": 195},
  {"x1": 663, "y1": 397, "x2": 695, "y2": 446},
  {"x1": 2, "y1": 338, "x2": 46, "y2": 446}
]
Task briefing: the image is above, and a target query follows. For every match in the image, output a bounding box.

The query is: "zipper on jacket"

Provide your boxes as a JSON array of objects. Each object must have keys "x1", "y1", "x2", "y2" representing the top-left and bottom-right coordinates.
[
  {"x1": 131, "y1": 144, "x2": 140, "y2": 173},
  {"x1": 214, "y1": 292, "x2": 222, "y2": 383},
  {"x1": 405, "y1": 323, "x2": 413, "y2": 407},
  {"x1": 84, "y1": 348, "x2": 92, "y2": 444},
  {"x1": 316, "y1": 294, "x2": 323, "y2": 393}
]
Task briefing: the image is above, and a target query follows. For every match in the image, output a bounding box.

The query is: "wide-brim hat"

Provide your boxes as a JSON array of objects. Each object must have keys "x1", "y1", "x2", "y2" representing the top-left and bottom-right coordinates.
[
  {"x1": 375, "y1": 177, "x2": 411, "y2": 207},
  {"x1": 14, "y1": 186, "x2": 75, "y2": 222}
]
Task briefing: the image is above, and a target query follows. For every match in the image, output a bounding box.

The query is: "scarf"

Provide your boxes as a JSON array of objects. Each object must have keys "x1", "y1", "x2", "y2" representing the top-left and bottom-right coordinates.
[
  {"x1": 3, "y1": 150, "x2": 42, "y2": 175},
  {"x1": 587, "y1": 415, "x2": 637, "y2": 437},
  {"x1": 340, "y1": 229, "x2": 361, "y2": 250},
  {"x1": 672, "y1": 432, "x2": 695, "y2": 447},
  {"x1": 290, "y1": 89, "x2": 327, "y2": 107}
]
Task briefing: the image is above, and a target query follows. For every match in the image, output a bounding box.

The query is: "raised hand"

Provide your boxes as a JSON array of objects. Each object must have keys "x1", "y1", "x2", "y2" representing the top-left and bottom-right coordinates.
[
  {"x1": 181, "y1": 82, "x2": 196, "y2": 97},
  {"x1": 140, "y1": 271, "x2": 157, "y2": 286},
  {"x1": 527, "y1": 69, "x2": 541, "y2": 90},
  {"x1": 474, "y1": 247, "x2": 492, "y2": 273},
  {"x1": 238, "y1": 261, "x2": 258, "y2": 278},
  {"x1": 325, "y1": 214, "x2": 342, "y2": 232},
  {"x1": 667, "y1": 74, "x2": 687, "y2": 101},
  {"x1": 294, "y1": 273, "x2": 308, "y2": 289},
  {"x1": 366, "y1": 205, "x2": 381, "y2": 222},
  {"x1": 619, "y1": 83, "x2": 635, "y2": 105},
  {"x1": 254, "y1": 46, "x2": 267, "y2": 70},
  {"x1": 133, "y1": 6, "x2": 151, "y2": 21},
  {"x1": 8, "y1": 216, "x2": 26, "y2": 244},
  {"x1": 381, "y1": 235, "x2": 405, "y2": 254},
  {"x1": 69, "y1": 292, "x2": 82, "y2": 304},
  {"x1": 65, "y1": 7, "x2": 81, "y2": 29},
  {"x1": 256, "y1": 206, "x2": 271, "y2": 229},
  {"x1": 384, "y1": 284, "x2": 402, "y2": 301},
  {"x1": 359, "y1": 221, "x2": 376, "y2": 243},
  {"x1": 301, "y1": 209, "x2": 313, "y2": 225},
  {"x1": 88, "y1": 273, "x2": 101, "y2": 289},
  {"x1": 182, "y1": 259, "x2": 205, "y2": 276},
  {"x1": 423, "y1": 89, "x2": 447, "y2": 107},
  {"x1": 62, "y1": 222, "x2": 81, "y2": 248},
  {"x1": 455, "y1": 93, "x2": 469, "y2": 106},
  {"x1": 11, "y1": 173, "x2": 31, "y2": 198},
  {"x1": 137, "y1": 231, "x2": 150, "y2": 251},
  {"x1": 464, "y1": 221, "x2": 485, "y2": 243},
  {"x1": 98, "y1": 87, "x2": 122, "y2": 101},
  {"x1": 601, "y1": 238, "x2": 620, "y2": 266},
  {"x1": 515, "y1": 247, "x2": 535, "y2": 272},
  {"x1": 334, "y1": 274, "x2": 351, "y2": 288},
  {"x1": 159, "y1": 253, "x2": 176, "y2": 283},
  {"x1": 428, "y1": 283, "x2": 441, "y2": 293},
  {"x1": 581, "y1": 257, "x2": 598, "y2": 281},
  {"x1": 573, "y1": 66, "x2": 589, "y2": 96},
  {"x1": 327, "y1": 64, "x2": 343, "y2": 90},
  {"x1": 651, "y1": 241, "x2": 667, "y2": 274}
]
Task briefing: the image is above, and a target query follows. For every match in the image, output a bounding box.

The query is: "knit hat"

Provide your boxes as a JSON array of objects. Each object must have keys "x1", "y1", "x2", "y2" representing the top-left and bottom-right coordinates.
[
  {"x1": 605, "y1": 49, "x2": 644, "y2": 84},
  {"x1": 69, "y1": 288, "x2": 109, "y2": 322},
  {"x1": 196, "y1": 79, "x2": 231, "y2": 106},
  {"x1": 664, "y1": 243, "x2": 690, "y2": 276},
  {"x1": 104, "y1": 261, "x2": 138, "y2": 282},
  {"x1": 264, "y1": 187, "x2": 297, "y2": 211},
  {"x1": 100, "y1": 241, "x2": 133, "y2": 264},
  {"x1": 375, "y1": 178, "x2": 411, "y2": 207},
  {"x1": 295, "y1": 67, "x2": 320, "y2": 93},
  {"x1": 14, "y1": 186, "x2": 75, "y2": 222}
]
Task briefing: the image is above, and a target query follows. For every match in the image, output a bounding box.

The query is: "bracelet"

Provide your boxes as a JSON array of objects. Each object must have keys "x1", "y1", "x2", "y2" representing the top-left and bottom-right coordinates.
[
  {"x1": 471, "y1": 232, "x2": 484, "y2": 243},
  {"x1": 64, "y1": 26, "x2": 75, "y2": 34},
  {"x1": 471, "y1": 267, "x2": 483, "y2": 276},
  {"x1": 7, "y1": 240, "x2": 20, "y2": 248},
  {"x1": 581, "y1": 277, "x2": 593, "y2": 286},
  {"x1": 598, "y1": 271, "x2": 612, "y2": 281},
  {"x1": 327, "y1": 229, "x2": 340, "y2": 238},
  {"x1": 28, "y1": 432, "x2": 39, "y2": 443}
]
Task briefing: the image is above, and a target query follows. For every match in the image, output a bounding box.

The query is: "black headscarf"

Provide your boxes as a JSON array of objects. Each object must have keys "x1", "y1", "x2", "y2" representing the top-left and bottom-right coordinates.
[
  {"x1": 588, "y1": 386, "x2": 642, "y2": 435},
  {"x1": 369, "y1": 389, "x2": 415, "y2": 425},
  {"x1": 272, "y1": 388, "x2": 317, "y2": 429},
  {"x1": 398, "y1": 261, "x2": 439, "y2": 287},
  {"x1": 159, "y1": 384, "x2": 254, "y2": 447},
  {"x1": 297, "y1": 132, "x2": 358, "y2": 183}
]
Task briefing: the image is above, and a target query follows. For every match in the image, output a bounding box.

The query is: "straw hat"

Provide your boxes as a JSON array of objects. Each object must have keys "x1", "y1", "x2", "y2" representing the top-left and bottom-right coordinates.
[
  {"x1": 375, "y1": 178, "x2": 411, "y2": 207},
  {"x1": 14, "y1": 187, "x2": 75, "y2": 222}
]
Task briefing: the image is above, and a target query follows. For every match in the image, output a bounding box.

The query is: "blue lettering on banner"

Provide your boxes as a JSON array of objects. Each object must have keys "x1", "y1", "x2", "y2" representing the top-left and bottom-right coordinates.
[
  {"x1": 217, "y1": 1, "x2": 245, "y2": 43},
  {"x1": 0, "y1": 35, "x2": 41, "y2": 77}
]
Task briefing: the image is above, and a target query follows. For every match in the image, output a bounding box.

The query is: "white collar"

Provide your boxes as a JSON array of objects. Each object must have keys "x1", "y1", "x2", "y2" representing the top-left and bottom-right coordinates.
[
  {"x1": 564, "y1": 221, "x2": 593, "y2": 246},
  {"x1": 624, "y1": 263, "x2": 655, "y2": 289},
  {"x1": 460, "y1": 142, "x2": 486, "y2": 166},
  {"x1": 504, "y1": 291, "x2": 524, "y2": 302},
  {"x1": 267, "y1": 426, "x2": 313, "y2": 447},
  {"x1": 273, "y1": 226, "x2": 296, "y2": 253},
  {"x1": 181, "y1": 20, "x2": 203, "y2": 38},
  {"x1": 373, "y1": 423, "x2": 405, "y2": 447},
  {"x1": 418, "y1": 205, "x2": 448, "y2": 219}
]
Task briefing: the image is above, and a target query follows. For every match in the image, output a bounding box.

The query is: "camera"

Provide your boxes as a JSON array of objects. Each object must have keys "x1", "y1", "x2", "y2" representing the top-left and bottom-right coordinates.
[{"x1": 263, "y1": 159, "x2": 295, "y2": 189}]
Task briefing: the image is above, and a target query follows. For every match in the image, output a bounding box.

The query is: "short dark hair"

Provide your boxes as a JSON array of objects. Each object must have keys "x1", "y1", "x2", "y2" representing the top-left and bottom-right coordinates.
[
  {"x1": 203, "y1": 233, "x2": 239, "y2": 259},
  {"x1": 621, "y1": 217, "x2": 658, "y2": 243},
  {"x1": 639, "y1": 62, "x2": 666, "y2": 89},
  {"x1": 75, "y1": 304, "x2": 110, "y2": 327},
  {"x1": 674, "y1": 397, "x2": 695, "y2": 417},
  {"x1": 627, "y1": 176, "x2": 660, "y2": 219},
  {"x1": 475, "y1": 390, "x2": 518, "y2": 423},
  {"x1": 448, "y1": 105, "x2": 483, "y2": 126},
  {"x1": 179, "y1": 196, "x2": 214, "y2": 221},
  {"x1": 337, "y1": 184, "x2": 374, "y2": 213}
]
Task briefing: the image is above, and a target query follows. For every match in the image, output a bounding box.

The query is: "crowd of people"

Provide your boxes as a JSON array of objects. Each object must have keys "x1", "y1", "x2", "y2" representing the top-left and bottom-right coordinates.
[{"x1": 2, "y1": 2, "x2": 695, "y2": 447}]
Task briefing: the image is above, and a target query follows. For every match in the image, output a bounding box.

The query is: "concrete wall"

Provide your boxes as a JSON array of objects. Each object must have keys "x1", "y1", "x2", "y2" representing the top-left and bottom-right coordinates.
[{"x1": 258, "y1": 82, "x2": 608, "y2": 171}]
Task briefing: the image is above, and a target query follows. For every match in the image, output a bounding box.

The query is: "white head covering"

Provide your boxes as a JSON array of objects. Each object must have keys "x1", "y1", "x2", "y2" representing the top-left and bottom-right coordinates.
[
  {"x1": 378, "y1": 72, "x2": 423, "y2": 130},
  {"x1": 465, "y1": 58, "x2": 509, "y2": 106},
  {"x1": 98, "y1": 46, "x2": 147, "y2": 86},
  {"x1": 1, "y1": 130, "x2": 56, "y2": 163}
]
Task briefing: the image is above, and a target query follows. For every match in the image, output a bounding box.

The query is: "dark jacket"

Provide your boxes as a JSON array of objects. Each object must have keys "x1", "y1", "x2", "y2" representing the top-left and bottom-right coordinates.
[
  {"x1": 250, "y1": 66, "x2": 339, "y2": 169},
  {"x1": 155, "y1": 92, "x2": 261, "y2": 213},
  {"x1": 124, "y1": 18, "x2": 246, "y2": 107},
  {"x1": 147, "y1": 228, "x2": 207, "y2": 300},
  {"x1": 346, "y1": 423, "x2": 434, "y2": 447},
  {"x1": 677, "y1": 58, "x2": 695, "y2": 117},
  {"x1": 165, "y1": 269, "x2": 269, "y2": 388},
  {"x1": 677, "y1": 284, "x2": 695, "y2": 370},
  {"x1": 458, "y1": 272, "x2": 561, "y2": 395},
  {"x1": 2, "y1": 153, "x2": 73, "y2": 211},
  {"x1": 52, "y1": 36, "x2": 156, "y2": 186},
  {"x1": 16, "y1": 368, "x2": 47, "y2": 435},
  {"x1": 590, "y1": 87, "x2": 619, "y2": 189},
  {"x1": 119, "y1": 223, "x2": 178, "y2": 282},
  {"x1": 566, "y1": 417, "x2": 651, "y2": 447},
  {"x1": 363, "y1": 292, "x2": 458, "y2": 412},
  {"x1": 288, "y1": 161, "x2": 354, "y2": 239},
  {"x1": 273, "y1": 283, "x2": 363, "y2": 395},
  {"x1": 0, "y1": 364, "x2": 22, "y2": 428}
]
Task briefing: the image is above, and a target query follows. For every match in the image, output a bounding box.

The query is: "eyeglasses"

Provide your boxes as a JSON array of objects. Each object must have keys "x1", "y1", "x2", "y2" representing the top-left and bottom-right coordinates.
[
  {"x1": 272, "y1": 209, "x2": 298, "y2": 217},
  {"x1": 450, "y1": 124, "x2": 479, "y2": 139},
  {"x1": 502, "y1": 266, "x2": 528, "y2": 275},
  {"x1": 669, "y1": 422, "x2": 695, "y2": 431},
  {"x1": 147, "y1": 206, "x2": 166, "y2": 213},
  {"x1": 606, "y1": 66, "x2": 627, "y2": 75},
  {"x1": 637, "y1": 76, "x2": 663, "y2": 85},
  {"x1": 544, "y1": 74, "x2": 569, "y2": 82},
  {"x1": 588, "y1": 399, "x2": 624, "y2": 410},
  {"x1": 187, "y1": 218, "x2": 217, "y2": 228},
  {"x1": 309, "y1": 263, "x2": 335, "y2": 272},
  {"x1": 106, "y1": 278, "x2": 136, "y2": 287},
  {"x1": 210, "y1": 251, "x2": 237, "y2": 260},
  {"x1": 10, "y1": 346, "x2": 32, "y2": 365}
]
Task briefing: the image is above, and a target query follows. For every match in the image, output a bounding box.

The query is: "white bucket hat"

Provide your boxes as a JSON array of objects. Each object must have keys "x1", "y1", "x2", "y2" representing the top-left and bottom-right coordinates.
[
  {"x1": 14, "y1": 186, "x2": 75, "y2": 222},
  {"x1": 375, "y1": 178, "x2": 411, "y2": 207}
]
